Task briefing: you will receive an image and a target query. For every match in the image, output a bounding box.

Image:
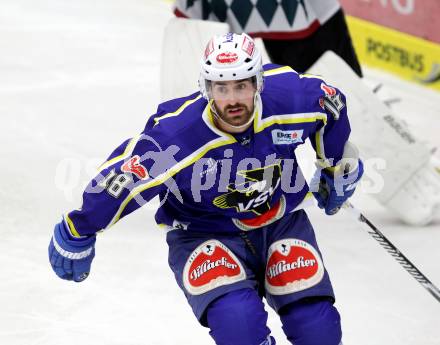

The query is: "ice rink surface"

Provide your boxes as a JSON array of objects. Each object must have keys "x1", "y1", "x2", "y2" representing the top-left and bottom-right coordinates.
[{"x1": 0, "y1": 1, "x2": 439, "y2": 344}]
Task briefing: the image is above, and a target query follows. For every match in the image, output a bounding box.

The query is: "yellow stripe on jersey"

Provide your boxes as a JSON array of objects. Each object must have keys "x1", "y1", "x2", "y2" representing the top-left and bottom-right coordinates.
[
  {"x1": 263, "y1": 66, "x2": 296, "y2": 77},
  {"x1": 299, "y1": 73, "x2": 325, "y2": 81},
  {"x1": 153, "y1": 94, "x2": 202, "y2": 127},
  {"x1": 98, "y1": 134, "x2": 142, "y2": 173},
  {"x1": 303, "y1": 192, "x2": 313, "y2": 200},
  {"x1": 315, "y1": 126, "x2": 341, "y2": 172},
  {"x1": 254, "y1": 112, "x2": 327, "y2": 134},
  {"x1": 64, "y1": 214, "x2": 81, "y2": 238},
  {"x1": 315, "y1": 126, "x2": 325, "y2": 159},
  {"x1": 263, "y1": 66, "x2": 325, "y2": 80},
  {"x1": 315, "y1": 159, "x2": 342, "y2": 174}
]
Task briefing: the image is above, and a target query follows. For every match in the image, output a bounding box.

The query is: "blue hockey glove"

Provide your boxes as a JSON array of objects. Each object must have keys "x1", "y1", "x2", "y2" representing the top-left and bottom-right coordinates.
[
  {"x1": 48, "y1": 221, "x2": 96, "y2": 282},
  {"x1": 311, "y1": 159, "x2": 364, "y2": 215}
]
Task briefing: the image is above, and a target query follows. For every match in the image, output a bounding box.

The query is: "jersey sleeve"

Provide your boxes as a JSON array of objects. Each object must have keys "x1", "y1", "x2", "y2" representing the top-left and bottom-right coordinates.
[
  {"x1": 63, "y1": 130, "x2": 178, "y2": 238},
  {"x1": 305, "y1": 75, "x2": 351, "y2": 172}
]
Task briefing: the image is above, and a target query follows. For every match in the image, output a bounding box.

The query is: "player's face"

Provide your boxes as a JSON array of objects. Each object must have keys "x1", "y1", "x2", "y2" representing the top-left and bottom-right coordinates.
[{"x1": 211, "y1": 79, "x2": 256, "y2": 127}]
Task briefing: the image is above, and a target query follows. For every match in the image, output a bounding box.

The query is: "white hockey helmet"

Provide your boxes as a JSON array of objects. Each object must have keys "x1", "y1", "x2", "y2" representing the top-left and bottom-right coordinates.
[{"x1": 199, "y1": 32, "x2": 264, "y2": 100}]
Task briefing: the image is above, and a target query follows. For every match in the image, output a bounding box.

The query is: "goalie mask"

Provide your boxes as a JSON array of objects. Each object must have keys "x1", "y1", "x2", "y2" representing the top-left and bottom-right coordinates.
[{"x1": 199, "y1": 32, "x2": 264, "y2": 101}]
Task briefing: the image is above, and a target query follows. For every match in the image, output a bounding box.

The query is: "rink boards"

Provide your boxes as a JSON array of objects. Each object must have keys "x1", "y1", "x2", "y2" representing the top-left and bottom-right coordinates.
[{"x1": 346, "y1": 15, "x2": 440, "y2": 92}]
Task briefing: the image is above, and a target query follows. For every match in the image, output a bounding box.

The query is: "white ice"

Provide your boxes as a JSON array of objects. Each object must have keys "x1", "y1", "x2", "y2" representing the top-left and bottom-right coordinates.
[{"x1": 0, "y1": 1, "x2": 439, "y2": 345}]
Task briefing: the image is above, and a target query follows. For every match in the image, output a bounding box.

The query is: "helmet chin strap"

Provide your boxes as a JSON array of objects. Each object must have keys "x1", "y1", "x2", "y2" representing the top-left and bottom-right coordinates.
[{"x1": 209, "y1": 93, "x2": 258, "y2": 134}]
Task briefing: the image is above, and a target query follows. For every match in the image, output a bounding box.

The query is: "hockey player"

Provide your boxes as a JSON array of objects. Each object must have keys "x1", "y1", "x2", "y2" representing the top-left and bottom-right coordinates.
[{"x1": 49, "y1": 33, "x2": 363, "y2": 345}]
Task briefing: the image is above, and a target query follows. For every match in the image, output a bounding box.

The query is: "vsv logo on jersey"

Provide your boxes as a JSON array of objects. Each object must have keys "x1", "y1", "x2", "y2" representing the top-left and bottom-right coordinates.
[
  {"x1": 183, "y1": 240, "x2": 246, "y2": 295},
  {"x1": 121, "y1": 155, "x2": 149, "y2": 180},
  {"x1": 233, "y1": 195, "x2": 286, "y2": 231},
  {"x1": 271, "y1": 130, "x2": 304, "y2": 145},
  {"x1": 265, "y1": 239, "x2": 324, "y2": 295},
  {"x1": 213, "y1": 163, "x2": 282, "y2": 215}
]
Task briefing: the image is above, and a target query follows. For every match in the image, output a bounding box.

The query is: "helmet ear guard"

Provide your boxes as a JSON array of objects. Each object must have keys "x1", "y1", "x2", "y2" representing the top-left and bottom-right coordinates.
[{"x1": 199, "y1": 33, "x2": 264, "y2": 100}]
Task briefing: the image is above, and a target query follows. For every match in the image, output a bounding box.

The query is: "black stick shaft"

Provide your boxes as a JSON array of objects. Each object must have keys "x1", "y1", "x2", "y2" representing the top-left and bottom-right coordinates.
[{"x1": 345, "y1": 203, "x2": 440, "y2": 302}]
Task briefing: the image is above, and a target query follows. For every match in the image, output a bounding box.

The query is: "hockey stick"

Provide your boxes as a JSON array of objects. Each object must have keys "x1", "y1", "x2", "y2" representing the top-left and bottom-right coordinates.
[{"x1": 343, "y1": 202, "x2": 440, "y2": 302}]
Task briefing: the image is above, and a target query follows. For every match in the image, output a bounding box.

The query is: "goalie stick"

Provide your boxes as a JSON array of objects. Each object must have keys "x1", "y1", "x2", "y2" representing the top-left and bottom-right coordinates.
[{"x1": 344, "y1": 202, "x2": 440, "y2": 302}]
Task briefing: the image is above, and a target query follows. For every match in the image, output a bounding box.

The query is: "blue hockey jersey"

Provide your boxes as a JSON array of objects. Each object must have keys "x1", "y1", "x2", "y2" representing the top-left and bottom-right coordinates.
[{"x1": 64, "y1": 64, "x2": 350, "y2": 237}]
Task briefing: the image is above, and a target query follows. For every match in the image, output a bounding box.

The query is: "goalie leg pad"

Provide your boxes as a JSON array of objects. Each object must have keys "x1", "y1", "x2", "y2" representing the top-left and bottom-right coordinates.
[{"x1": 385, "y1": 157, "x2": 440, "y2": 225}]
